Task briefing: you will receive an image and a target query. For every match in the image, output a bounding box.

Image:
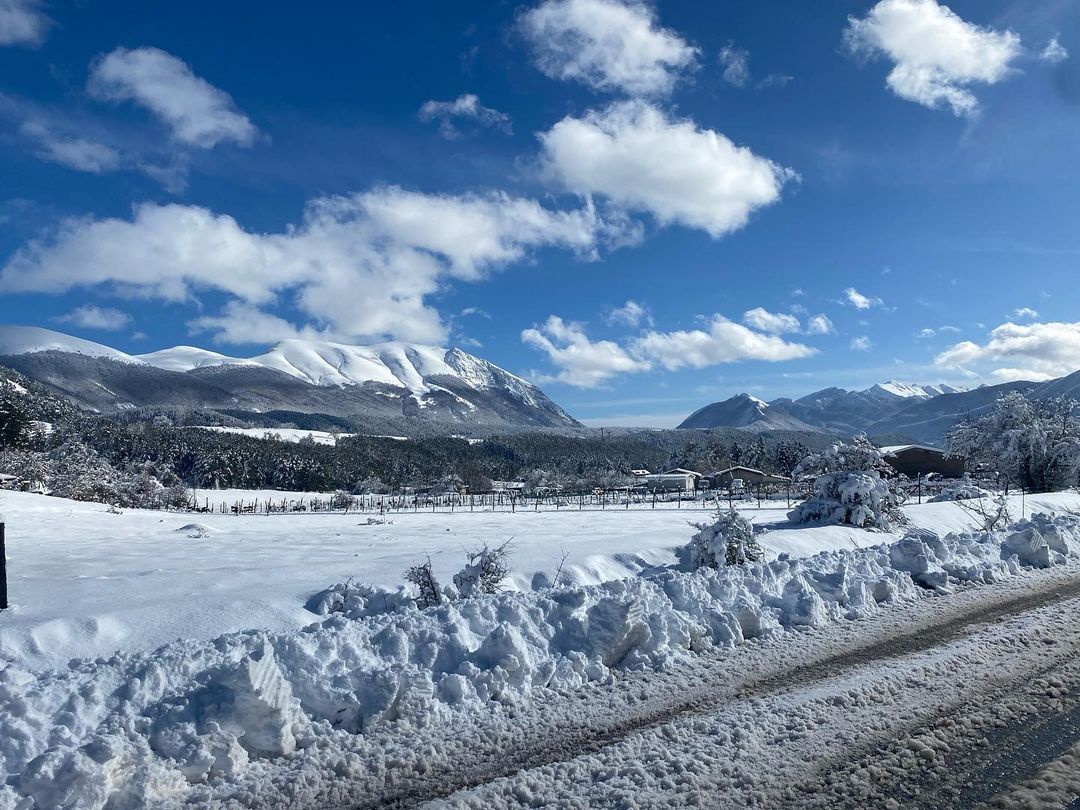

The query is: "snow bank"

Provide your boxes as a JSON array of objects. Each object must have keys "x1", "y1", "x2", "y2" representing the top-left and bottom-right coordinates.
[{"x1": 4, "y1": 513, "x2": 1080, "y2": 808}]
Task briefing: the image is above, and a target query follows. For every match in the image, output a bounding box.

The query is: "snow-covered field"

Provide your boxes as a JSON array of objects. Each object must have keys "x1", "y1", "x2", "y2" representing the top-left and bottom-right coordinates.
[
  {"x1": 191, "y1": 427, "x2": 354, "y2": 445},
  {"x1": 2, "y1": 489, "x2": 1078, "y2": 670},
  {"x1": 3, "y1": 488, "x2": 1080, "y2": 808}
]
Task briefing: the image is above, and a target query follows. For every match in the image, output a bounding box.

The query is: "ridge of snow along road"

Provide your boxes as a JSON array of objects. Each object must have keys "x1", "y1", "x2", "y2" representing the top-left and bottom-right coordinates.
[{"x1": 4, "y1": 513, "x2": 1080, "y2": 807}]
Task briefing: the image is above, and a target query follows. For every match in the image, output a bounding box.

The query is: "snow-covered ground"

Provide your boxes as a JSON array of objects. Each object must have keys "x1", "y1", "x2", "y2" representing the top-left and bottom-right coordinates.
[
  {"x1": 191, "y1": 427, "x2": 353, "y2": 446},
  {"x1": 4, "y1": 489, "x2": 1080, "y2": 808},
  {"x1": 2, "y1": 489, "x2": 1078, "y2": 671}
]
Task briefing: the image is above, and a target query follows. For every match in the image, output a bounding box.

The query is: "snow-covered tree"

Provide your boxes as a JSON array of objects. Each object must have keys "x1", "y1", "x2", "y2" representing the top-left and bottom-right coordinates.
[
  {"x1": 788, "y1": 436, "x2": 902, "y2": 530},
  {"x1": 682, "y1": 508, "x2": 764, "y2": 569},
  {"x1": 947, "y1": 392, "x2": 1080, "y2": 493}
]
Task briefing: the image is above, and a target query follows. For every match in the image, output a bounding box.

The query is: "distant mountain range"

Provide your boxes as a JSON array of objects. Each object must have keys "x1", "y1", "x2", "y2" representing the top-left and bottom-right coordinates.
[
  {"x1": 678, "y1": 376, "x2": 1080, "y2": 443},
  {"x1": 0, "y1": 326, "x2": 579, "y2": 433}
]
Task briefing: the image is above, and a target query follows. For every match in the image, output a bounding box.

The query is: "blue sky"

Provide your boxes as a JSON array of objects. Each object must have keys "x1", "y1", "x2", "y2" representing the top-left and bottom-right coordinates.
[{"x1": 0, "y1": 0, "x2": 1077, "y2": 426}]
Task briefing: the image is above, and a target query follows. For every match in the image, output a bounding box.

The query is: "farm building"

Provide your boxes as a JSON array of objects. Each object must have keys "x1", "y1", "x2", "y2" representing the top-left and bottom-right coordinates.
[
  {"x1": 706, "y1": 466, "x2": 791, "y2": 489},
  {"x1": 879, "y1": 445, "x2": 965, "y2": 478},
  {"x1": 643, "y1": 468, "x2": 701, "y2": 492}
]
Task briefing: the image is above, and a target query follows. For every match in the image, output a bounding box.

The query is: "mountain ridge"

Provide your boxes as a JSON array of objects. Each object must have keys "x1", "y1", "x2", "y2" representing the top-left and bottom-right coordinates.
[
  {"x1": 0, "y1": 326, "x2": 578, "y2": 432},
  {"x1": 675, "y1": 376, "x2": 1076, "y2": 443}
]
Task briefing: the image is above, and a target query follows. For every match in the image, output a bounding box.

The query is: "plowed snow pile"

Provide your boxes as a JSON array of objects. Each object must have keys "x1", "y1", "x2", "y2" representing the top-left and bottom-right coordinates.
[{"x1": 3, "y1": 512, "x2": 1080, "y2": 808}]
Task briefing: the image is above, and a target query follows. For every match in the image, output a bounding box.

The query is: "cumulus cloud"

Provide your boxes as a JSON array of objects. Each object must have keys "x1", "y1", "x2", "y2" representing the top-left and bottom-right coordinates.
[
  {"x1": 522, "y1": 315, "x2": 650, "y2": 387},
  {"x1": 849, "y1": 335, "x2": 873, "y2": 351},
  {"x1": 718, "y1": 42, "x2": 750, "y2": 87},
  {"x1": 631, "y1": 316, "x2": 815, "y2": 370},
  {"x1": 1040, "y1": 37, "x2": 1068, "y2": 64},
  {"x1": 54, "y1": 305, "x2": 131, "y2": 331},
  {"x1": 845, "y1": 287, "x2": 883, "y2": 310},
  {"x1": 519, "y1": 0, "x2": 698, "y2": 96},
  {"x1": 1, "y1": 187, "x2": 611, "y2": 345},
  {"x1": 605, "y1": 299, "x2": 651, "y2": 327},
  {"x1": 1012, "y1": 306, "x2": 1039, "y2": 320},
  {"x1": 19, "y1": 120, "x2": 121, "y2": 173},
  {"x1": 742, "y1": 307, "x2": 800, "y2": 334},
  {"x1": 0, "y1": 0, "x2": 48, "y2": 46},
  {"x1": 539, "y1": 101, "x2": 795, "y2": 237},
  {"x1": 935, "y1": 320, "x2": 1080, "y2": 381},
  {"x1": 88, "y1": 47, "x2": 258, "y2": 148},
  {"x1": 418, "y1": 94, "x2": 511, "y2": 139},
  {"x1": 843, "y1": 0, "x2": 1021, "y2": 117},
  {"x1": 806, "y1": 314, "x2": 835, "y2": 335}
]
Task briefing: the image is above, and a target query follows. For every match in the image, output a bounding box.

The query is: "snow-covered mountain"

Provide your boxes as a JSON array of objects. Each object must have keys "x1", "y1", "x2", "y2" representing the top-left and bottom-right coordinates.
[
  {"x1": 865, "y1": 381, "x2": 966, "y2": 400},
  {"x1": 677, "y1": 380, "x2": 985, "y2": 440},
  {"x1": 0, "y1": 326, "x2": 578, "y2": 431},
  {"x1": 678, "y1": 393, "x2": 819, "y2": 432}
]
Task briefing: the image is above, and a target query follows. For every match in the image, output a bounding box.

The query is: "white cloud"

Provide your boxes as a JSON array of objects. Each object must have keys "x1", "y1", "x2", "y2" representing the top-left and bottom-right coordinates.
[
  {"x1": 935, "y1": 320, "x2": 1080, "y2": 381},
  {"x1": 806, "y1": 314, "x2": 835, "y2": 335},
  {"x1": 718, "y1": 42, "x2": 750, "y2": 87},
  {"x1": 1, "y1": 187, "x2": 610, "y2": 345},
  {"x1": 522, "y1": 315, "x2": 650, "y2": 387},
  {"x1": 915, "y1": 324, "x2": 960, "y2": 338},
  {"x1": 1012, "y1": 306, "x2": 1039, "y2": 320},
  {"x1": 605, "y1": 299, "x2": 651, "y2": 327},
  {"x1": 19, "y1": 120, "x2": 121, "y2": 173},
  {"x1": 54, "y1": 305, "x2": 131, "y2": 331},
  {"x1": 843, "y1": 0, "x2": 1022, "y2": 117},
  {"x1": 189, "y1": 302, "x2": 326, "y2": 346},
  {"x1": 0, "y1": 0, "x2": 48, "y2": 46},
  {"x1": 742, "y1": 307, "x2": 800, "y2": 334},
  {"x1": 631, "y1": 316, "x2": 816, "y2": 370},
  {"x1": 519, "y1": 0, "x2": 698, "y2": 96},
  {"x1": 1040, "y1": 37, "x2": 1068, "y2": 64},
  {"x1": 845, "y1": 287, "x2": 883, "y2": 310},
  {"x1": 849, "y1": 335, "x2": 873, "y2": 351},
  {"x1": 460, "y1": 306, "x2": 491, "y2": 319},
  {"x1": 88, "y1": 47, "x2": 258, "y2": 148},
  {"x1": 418, "y1": 94, "x2": 511, "y2": 139},
  {"x1": 539, "y1": 100, "x2": 795, "y2": 237}
]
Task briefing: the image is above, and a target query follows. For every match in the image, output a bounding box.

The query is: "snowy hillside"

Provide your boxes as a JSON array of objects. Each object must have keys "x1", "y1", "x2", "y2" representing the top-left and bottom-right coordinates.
[
  {"x1": 0, "y1": 326, "x2": 579, "y2": 430},
  {"x1": 0, "y1": 325, "x2": 138, "y2": 363}
]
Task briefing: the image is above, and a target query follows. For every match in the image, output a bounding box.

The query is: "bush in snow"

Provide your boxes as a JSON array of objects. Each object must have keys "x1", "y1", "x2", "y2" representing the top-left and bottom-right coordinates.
[
  {"x1": 927, "y1": 482, "x2": 992, "y2": 503},
  {"x1": 452, "y1": 541, "x2": 511, "y2": 598},
  {"x1": 947, "y1": 391, "x2": 1080, "y2": 492},
  {"x1": 682, "y1": 508, "x2": 764, "y2": 569},
  {"x1": 403, "y1": 557, "x2": 443, "y2": 608},
  {"x1": 788, "y1": 435, "x2": 902, "y2": 530}
]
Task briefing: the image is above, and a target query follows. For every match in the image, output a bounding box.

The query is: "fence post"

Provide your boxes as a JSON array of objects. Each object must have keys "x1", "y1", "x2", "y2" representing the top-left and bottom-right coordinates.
[{"x1": 0, "y1": 515, "x2": 7, "y2": 610}]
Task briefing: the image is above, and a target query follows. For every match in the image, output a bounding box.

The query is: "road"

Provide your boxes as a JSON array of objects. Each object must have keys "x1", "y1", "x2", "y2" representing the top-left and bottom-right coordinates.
[{"x1": 225, "y1": 565, "x2": 1080, "y2": 809}]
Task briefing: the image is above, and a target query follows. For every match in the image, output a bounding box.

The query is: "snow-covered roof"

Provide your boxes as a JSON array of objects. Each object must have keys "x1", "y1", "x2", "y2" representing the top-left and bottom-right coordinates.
[
  {"x1": 878, "y1": 444, "x2": 946, "y2": 456},
  {"x1": 660, "y1": 468, "x2": 702, "y2": 476}
]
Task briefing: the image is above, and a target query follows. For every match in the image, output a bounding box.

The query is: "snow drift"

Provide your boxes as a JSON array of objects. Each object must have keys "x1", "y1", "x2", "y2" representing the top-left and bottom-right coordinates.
[{"x1": 4, "y1": 512, "x2": 1080, "y2": 808}]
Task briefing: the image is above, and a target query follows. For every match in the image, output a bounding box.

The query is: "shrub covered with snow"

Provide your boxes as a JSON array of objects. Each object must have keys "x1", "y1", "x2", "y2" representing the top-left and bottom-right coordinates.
[
  {"x1": 927, "y1": 483, "x2": 992, "y2": 503},
  {"x1": 452, "y1": 542, "x2": 511, "y2": 598},
  {"x1": 788, "y1": 436, "x2": 902, "y2": 530},
  {"x1": 682, "y1": 509, "x2": 764, "y2": 569}
]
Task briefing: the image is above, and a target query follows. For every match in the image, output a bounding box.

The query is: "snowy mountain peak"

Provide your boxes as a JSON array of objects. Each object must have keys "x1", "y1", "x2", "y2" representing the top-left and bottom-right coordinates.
[{"x1": 866, "y1": 381, "x2": 967, "y2": 400}]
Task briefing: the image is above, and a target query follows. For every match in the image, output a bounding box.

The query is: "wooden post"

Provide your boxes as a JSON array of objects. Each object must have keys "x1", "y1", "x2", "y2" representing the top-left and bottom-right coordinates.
[{"x1": 0, "y1": 516, "x2": 6, "y2": 610}]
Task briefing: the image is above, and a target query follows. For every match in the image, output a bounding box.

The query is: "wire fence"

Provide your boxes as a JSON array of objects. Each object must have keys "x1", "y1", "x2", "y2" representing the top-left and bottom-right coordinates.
[{"x1": 181, "y1": 483, "x2": 821, "y2": 517}]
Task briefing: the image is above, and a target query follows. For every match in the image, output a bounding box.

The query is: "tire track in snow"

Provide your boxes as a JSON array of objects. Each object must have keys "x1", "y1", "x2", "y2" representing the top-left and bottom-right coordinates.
[{"x1": 344, "y1": 575, "x2": 1080, "y2": 809}]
